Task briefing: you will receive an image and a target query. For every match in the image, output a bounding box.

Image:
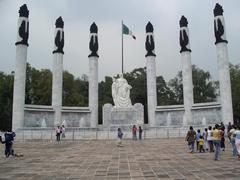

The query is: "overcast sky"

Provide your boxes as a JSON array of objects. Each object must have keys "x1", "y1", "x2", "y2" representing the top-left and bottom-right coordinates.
[{"x1": 0, "y1": 0, "x2": 239, "y2": 81}]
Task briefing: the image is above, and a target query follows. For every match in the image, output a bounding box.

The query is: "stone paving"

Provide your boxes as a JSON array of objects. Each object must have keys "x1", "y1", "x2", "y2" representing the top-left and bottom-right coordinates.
[{"x1": 0, "y1": 138, "x2": 240, "y2": 180}]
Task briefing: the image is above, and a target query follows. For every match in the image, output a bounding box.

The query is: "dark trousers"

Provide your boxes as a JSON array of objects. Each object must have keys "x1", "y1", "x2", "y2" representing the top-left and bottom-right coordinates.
[
  {"x1": 208, "y1": 140, "x2": 214, "y2": 152},
  {"x1": 56, "y1": 133, "x2": 61, "y2": 141},
  {"x1": 199, "y1": 145, "x2": 205, "y2": 153},
  {"x1": 5, "y1": 142, "x2": 12, "y2": 157}
]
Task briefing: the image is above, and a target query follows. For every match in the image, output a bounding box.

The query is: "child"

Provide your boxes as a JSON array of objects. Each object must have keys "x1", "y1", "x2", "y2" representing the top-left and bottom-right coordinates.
[
  {"x1": 198, "y1": 135, "x2": 205, "y2": 153},
  {"x1": 117, "y1": 128, "x2": 123, "y2": 147}
]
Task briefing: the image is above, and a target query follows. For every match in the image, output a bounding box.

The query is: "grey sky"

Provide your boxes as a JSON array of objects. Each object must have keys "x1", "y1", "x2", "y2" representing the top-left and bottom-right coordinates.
[{"x1": 0, "y1": 0, "x2": 239, "y2": 81}]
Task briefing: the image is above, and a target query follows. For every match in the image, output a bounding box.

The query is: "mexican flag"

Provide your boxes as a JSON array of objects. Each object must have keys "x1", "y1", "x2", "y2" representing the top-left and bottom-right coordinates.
[{"x1": 122, "y1": 23, "x2": 136, "y2": 39}]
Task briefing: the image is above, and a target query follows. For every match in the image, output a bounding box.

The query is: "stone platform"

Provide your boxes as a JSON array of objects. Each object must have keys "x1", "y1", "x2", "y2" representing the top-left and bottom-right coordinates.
[
  {"x1": 102, "y1": 103, "x2": 144, "y2": 131},
  {"x1": 0, "y1": 138, "x2": 239, "y2": 180}
]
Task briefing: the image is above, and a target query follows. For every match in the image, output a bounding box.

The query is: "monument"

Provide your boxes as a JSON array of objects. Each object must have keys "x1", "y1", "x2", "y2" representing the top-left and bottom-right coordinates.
[
  {"x1": 103, "y1": 75, "x2": 144, "y2": 131},
  {"x1": 10, "y1": 3, "x2": 234, "y2": 139}
]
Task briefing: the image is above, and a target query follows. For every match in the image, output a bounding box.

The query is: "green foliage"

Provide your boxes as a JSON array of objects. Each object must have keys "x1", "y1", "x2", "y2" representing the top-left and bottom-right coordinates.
[
  {"x1": 192, "y1": 65, "x2": 216, "y2": 103},
  {"x1": 0, "y1": 71, "x2": 14, "y2": 130},
  {"x1": 230, "y1": 64, "x2": 240, "y2": 118}
]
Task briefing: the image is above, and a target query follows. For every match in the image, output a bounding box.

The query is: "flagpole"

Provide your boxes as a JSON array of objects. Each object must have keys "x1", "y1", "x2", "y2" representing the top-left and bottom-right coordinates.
[{"x1": 121, "y1": 20, "x2": 123, "y2": 74}]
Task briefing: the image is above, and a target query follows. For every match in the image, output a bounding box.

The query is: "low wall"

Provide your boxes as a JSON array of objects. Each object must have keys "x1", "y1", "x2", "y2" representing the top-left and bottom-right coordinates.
[
  {"x1": 24, "y1": 105, "x2": 90, "y2": 128},
  {"x1": 155, "y1": 102, "x2": 221, "y2": 126}
]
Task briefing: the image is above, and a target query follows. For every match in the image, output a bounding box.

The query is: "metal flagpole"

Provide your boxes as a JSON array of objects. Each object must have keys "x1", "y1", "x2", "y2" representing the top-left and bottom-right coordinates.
[{"x1": 121, "y1": 20, "x2": 123, "y2": 74}]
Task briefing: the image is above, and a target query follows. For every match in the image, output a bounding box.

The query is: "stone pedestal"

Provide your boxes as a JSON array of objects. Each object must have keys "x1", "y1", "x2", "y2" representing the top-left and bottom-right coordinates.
[
  {"x1": 52, "y1": 53, "x2": 63, "y2": 126},
  {"x1": 181, "y1": 51, "x2": 193, "y2": 125},
  {"x1": 12, "y1": 45, "x2": 28, "y2": 130},
  {"x1": 89, "y1": 56, "x2": 98, "y2": 128},
  {"x1": 146, "y1": 56, "x2": 157, "y2": 127},
  {"x1": 103, "y1": 103, "x2": 144, "y2": 131},
  {"x1": 216, "y1": 43, "x2": 233, "y2": 124}
]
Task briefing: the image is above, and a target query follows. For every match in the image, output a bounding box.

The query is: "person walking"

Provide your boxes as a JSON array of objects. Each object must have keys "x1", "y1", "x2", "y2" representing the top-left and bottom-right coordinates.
[
  {"x1": 56, "y1": 126, "x2": 61, "y2": 141},
  {"x1": 207, "y1": 126, "x2": 214, "y2": 152},
  {"x1": 4, "y1": 129, "x2": 16, "y2": 157},
  {"x1": 198, "y1": 135, "x2": 205, "y2": 153},
  {"x1": 228, "y1": 125, "x2": 237, "y2": 157},
  {"x1": 234, "y1": 126, "x2": 240, "y2": 160},
  {"x1": 203, "y1": 128, "x2": 209, "y2": 151},
  {"x1": 185, "y1": 126, "x2": 196, "y2": 153},
  {"x1": 138, "y1": 126, "x2": 143, "y2": 140},
  {"x1": 117, "y1": 128, "x2": 123, "y2": 147},
  {"x1": 212, "y1": 124, "x2": 222, "y2": 161},
  {"x1": 61, "y1": 125, "x2": 65, "y2": 139},
  {"x1": 220, "y1": 126, "x2": 225, "y2": 151},
  {"x1": 196, "y1": 129, "x2": 201, "y2": 151},
  {"x1": 132, "y1": 125, "x2": 137, "y2": 140}
]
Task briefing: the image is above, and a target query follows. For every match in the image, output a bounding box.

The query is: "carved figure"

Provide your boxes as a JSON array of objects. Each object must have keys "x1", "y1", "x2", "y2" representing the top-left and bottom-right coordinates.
[
  {"x1": 89, "y1": 22, "x2": 99, "y2": 57},
  {"x1": 53, "y1": 17, "x2": 64, "y2": 54},
  {"x1": 145, "y1": 22, "x2": 156, "y2": 57},
  {"x1": 112, "y1": 74, "x2": 132, "y2": 108},
  {"x1": 179, "y1": 16, "x2": 191, "y2": 53}
]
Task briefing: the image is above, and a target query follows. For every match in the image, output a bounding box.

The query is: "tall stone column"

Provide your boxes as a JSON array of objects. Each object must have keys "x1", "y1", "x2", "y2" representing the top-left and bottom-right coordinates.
[
  {"x1": 214, "y1": 3, "x2": 233, "y2": 124},
  {"x1": 179, "y1": 16, "x2": 193, "y2": 125},
  {"x1": 52, "y1": 17, "x2": 64, "y2": 126},
  {"x1": 145, "y1": 22, "x2": 157, "y2": 127},
  {"x1": 12, "y1": 4, "x2": 29, "y2": 131},
  {"x1": 88, "y1": 22, "x2": 99, "y2": 128}
]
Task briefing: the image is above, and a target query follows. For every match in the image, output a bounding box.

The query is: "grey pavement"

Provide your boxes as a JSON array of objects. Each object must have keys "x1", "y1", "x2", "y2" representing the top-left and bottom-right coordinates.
[{"x1": 0, "y1": 138, "x2": 240, "y2": 180}]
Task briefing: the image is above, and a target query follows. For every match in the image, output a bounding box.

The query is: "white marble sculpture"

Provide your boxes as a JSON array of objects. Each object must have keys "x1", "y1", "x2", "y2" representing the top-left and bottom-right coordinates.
[{"x1": 112, "y1": 74, "x2": 132, "y2": 108}]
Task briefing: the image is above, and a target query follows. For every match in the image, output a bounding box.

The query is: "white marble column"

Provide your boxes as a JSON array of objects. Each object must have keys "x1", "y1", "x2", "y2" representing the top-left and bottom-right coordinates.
[
  {"x1": 214, "y1": 3, "x2": 233, "y2": 124},
  {"x1": 88, "y1": 22, "x2": 99, "y2": 128},
  {"x1": 89, "y1": 56, "x2": 98, "y2": 128},
  {"x1": 12, "y1": 4, "x2": 29, "y2": 131},
  {"x1": 52, "y1": 17, "x2": 64, "y2": 126},
  {"x1": 145, "y1": 22, "x2": 157, "y2": 127},
  {"x1": 179, "y1": 16, "x2": 193, "y2": 125}
]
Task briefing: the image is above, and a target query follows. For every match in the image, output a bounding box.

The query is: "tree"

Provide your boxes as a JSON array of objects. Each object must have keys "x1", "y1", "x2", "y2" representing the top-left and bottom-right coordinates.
[
  {"x1": 230, "y1": 64, "x2": 240, "y2": 123},
  {"x1": 168, "y1": 71, "x2": 183, "y2": 104},
  {"x1": 0, "y1": 72, "x2": 14, "y2": 130},
  {"x1": 192, "y1": 65, "x2": 216, "y2": 103},
  {"x1": 168, "y1": 65, "x2": 217, "y2": 104}
]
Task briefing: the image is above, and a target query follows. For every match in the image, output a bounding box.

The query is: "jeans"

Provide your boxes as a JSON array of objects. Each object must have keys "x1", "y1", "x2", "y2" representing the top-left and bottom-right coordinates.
[
  {"x1": 230, "y1": 139, "x2": 237, "y2": 156},
  {"x1": 139, "y1": 132, "x2": 142, "y2": 140},
  {"x1": 188, "y1": 141, "x2": 195, "y2": 151},
  {"x1": 213, "y1": 140, "x2": 221, "y2": 160}
]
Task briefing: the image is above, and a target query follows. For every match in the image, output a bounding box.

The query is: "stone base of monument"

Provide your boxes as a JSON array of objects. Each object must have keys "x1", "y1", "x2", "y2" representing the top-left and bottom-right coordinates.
[{"x1": 102, "y1": 103, "x2": 144, "y2": 131}]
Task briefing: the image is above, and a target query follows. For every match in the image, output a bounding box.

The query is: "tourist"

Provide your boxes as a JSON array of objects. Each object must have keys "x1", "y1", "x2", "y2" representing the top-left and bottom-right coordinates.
[
  {"x1": 227, "y1": 122, "x2": 232, "y2": 133},
  {"x1": 228, "y1": 125, "x2": 237, "y2": 157},
  {"x1": 185, "y1": 126, "x2": 196, "y2": 153},
  {"x1": 234, "y1": 126, "x2": 240, "y2": 160},
  {"x1": 56, "y1": 126, "x2": 61, "y2": 141},
  {"x1": 203, "y1": 128, "x2": 208, "y2": 151},
  {"x1": 61, "y1": 125, "x2": 65, "y2": 139},
  {"x1": 220, "y1": 126, "x2": 225, "y2": 151},
  {"x1": 138, "y1": 126, "x2": 143, "y2": 140},
  {"x1": 132, "y1": 125, "x2": 137, "y2": 140},
  {"x1": 198, "y1": 135, "x2": 205, "y2": 153},
  {"x1": 4, "y1": 129, "x2": 16, "y2": 157},
  {"x1": 207, "y1": 126, "x2": 214, "y2": 152},
  {"x1": 196, "y1": 129, "x2": 201, "y2": 151},
  {"x1": 212, "y1": 124, "x2": 222, "y2": 161},
  {"x1": 117, "y1": 128, "x2": 123, "y2": 147}
]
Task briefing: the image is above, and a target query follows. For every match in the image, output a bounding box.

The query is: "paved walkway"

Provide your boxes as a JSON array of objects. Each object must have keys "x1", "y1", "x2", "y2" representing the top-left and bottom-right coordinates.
[{"x1": 0, "y1": 138, "x2": 239, "y2": 180}]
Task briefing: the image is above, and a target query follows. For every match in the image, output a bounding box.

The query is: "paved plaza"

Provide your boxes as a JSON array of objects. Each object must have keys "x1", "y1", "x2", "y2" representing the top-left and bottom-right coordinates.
[{"x1": 0, "y1": 138, "x2": 240, "y2": 180}]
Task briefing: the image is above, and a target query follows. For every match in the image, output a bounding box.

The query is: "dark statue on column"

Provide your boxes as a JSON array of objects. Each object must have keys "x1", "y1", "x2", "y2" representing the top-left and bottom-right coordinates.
[
  {"x1": 214, "y1": 3, "x2": 228, "y2": 44},
  {"x1": 88, "y1": 22, "x2": 99, "y2": 57},
  {"x1": 145, "y1": 22, "x2": 156, "y2": 57},
  {"x1": 179, "y1": 16, "x2": 191, "y2": 53},
  {"x1": 53, "y1": 17, "x2": 64, "y2": 54},
  {"x1": 15, "y1": 4, "x2": 29, "y2": 46}
]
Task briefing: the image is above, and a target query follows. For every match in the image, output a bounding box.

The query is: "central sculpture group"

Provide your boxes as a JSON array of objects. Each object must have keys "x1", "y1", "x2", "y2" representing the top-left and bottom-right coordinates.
[{"x1": 112, "y1": 75, "x2": 132, "y2": 108}]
